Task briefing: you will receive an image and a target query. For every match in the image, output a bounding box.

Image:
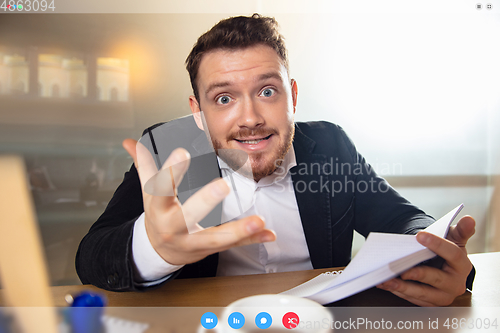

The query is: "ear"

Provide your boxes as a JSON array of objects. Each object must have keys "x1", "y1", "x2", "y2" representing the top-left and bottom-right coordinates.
[
  {"x1": 291, "y1": 79, "x2": 298, "y2": 114},
  {"x1": 189, "y1": 95, "x2": 204, "y2": 131}
]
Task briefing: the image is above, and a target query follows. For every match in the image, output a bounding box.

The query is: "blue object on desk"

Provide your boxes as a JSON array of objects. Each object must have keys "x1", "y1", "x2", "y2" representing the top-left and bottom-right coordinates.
[
  {"x1": 69, "y1": 292, "x2": 106, "y2": 333},
  {"x1": 0, "y1": 309, "x2": 12, "y2": 333},
  {"x1": 72, "y1": 292, "x2": 106, "y2": 307}
]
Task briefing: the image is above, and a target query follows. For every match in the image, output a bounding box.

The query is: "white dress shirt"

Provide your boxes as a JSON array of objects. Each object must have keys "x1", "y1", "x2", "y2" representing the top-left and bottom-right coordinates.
[{"x1": 132, "y1": 146, "x2": 313, "y2": 283}]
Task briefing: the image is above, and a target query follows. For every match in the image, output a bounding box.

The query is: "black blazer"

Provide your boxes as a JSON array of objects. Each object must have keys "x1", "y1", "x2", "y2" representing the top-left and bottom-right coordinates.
[{"x1": 76, "y1": 120, "x2": 441, "y2": 291}]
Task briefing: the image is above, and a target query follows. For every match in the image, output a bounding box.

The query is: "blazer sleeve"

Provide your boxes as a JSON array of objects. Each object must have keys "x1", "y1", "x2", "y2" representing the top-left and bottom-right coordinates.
[{"x1": 75, "y1": 163, "x2": 153, "y2": 291}]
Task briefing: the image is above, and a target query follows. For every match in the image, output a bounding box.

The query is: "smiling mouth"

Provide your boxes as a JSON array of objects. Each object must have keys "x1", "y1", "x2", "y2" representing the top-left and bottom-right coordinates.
[{"x1": 235, "y1": 134, "x2": 272, "y2": 144}]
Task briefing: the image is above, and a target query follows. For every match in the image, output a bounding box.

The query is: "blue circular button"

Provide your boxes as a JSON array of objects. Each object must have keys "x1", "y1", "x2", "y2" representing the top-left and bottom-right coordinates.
[
  {"x1": 255, "y1": 312, "x2": 272, "y2": 329},
  {"x1": 201, "y1": 312, "x2": 218, "y2": 330},
  {"x1": 228, "y1": 312, "x2": 245, "y2": 329}
]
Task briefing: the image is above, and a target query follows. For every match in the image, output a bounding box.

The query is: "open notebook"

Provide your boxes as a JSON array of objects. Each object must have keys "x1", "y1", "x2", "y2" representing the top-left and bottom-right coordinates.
[{"x1": 281, "y1": 205, "x2": 464, "y2": 305}]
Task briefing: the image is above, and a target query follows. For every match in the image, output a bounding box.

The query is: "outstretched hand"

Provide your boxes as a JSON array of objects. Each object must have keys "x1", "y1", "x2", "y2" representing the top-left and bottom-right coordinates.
[
  {"x1": 122, "y1": 138, "x2": 276, "y2": 266},
  {"x1": 377, "y1": 216, "x2": 475, "y2": 306}
]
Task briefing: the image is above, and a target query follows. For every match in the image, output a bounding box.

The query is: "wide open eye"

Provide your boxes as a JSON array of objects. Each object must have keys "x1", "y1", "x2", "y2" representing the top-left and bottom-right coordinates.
[
  {"x1": 216, "y1": 95, "x2": 232, "y2": 105},
  {"x1": 260, "y1": 88, "x2": 276, "y2": 98}
]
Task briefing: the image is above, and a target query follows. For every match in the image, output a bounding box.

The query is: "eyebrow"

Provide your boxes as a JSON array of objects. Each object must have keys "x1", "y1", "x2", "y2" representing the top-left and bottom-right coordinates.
[
  {"x1": 205, "y1": 81, "x2": 231, "y2": 96},
  {"x1": 204, "y1": 71, "x2": 284, "y2": 96}
]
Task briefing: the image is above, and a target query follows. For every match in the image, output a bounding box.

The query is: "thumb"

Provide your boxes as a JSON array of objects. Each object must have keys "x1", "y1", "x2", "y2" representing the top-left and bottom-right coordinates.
[
  {"x1": 122, "y1": 139, "x2": 138, "y2": 167},
  {"x1": 447, "y1": 215, "x2": 475, "y2": 247}
]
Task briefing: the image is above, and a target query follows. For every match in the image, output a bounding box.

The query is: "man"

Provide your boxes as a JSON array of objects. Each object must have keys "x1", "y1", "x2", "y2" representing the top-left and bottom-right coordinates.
[{"x1": 76, "y1": 14, "x2": 475, "y2": 306}]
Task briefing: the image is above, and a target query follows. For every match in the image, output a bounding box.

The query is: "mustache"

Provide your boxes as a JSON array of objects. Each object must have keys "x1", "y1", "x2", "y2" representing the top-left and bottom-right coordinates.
[{"x1": 227, "y1": 127, "x2": 279, "y2": 141}]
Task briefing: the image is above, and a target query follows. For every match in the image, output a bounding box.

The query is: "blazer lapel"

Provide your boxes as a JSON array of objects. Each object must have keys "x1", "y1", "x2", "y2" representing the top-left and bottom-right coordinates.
[{"x1": 291, "y1": 125, "x2": 333, "y2": 269}]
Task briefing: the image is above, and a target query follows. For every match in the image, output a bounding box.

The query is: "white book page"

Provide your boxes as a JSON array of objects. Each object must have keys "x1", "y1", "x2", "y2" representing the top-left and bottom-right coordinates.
[
  {"x1": 308, "y1": 248, "x2": 434, "y2": 305},
  {"x1": 337, "y1": 204, "x2": 463, "y2": 289},
  {"x1": 281, "y1": 204, "x2": 463, "y2": 298},
  {"x1": 325, "y1": 233, "x2": 423, "y2": 288},
  {"x1": 281, "y1": 271, "x2": 343, "y2": 298},
  {"x1": 283, "y1": 233, "x2": 422, "y2": 297},
  {"x1": 423, "y1": 204, "x2": 463, "y2": 239}
]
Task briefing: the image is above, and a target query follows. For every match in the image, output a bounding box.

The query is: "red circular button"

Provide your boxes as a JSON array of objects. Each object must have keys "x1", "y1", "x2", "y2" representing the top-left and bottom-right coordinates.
[{"x1": 282, "y1": 312, "x2": 299, "y2": 329}]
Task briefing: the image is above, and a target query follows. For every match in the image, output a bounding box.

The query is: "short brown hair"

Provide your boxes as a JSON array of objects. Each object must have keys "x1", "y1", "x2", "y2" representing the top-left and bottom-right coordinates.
[{"x1": 185, "y1": 14, "x2": 289, "y2": 102}]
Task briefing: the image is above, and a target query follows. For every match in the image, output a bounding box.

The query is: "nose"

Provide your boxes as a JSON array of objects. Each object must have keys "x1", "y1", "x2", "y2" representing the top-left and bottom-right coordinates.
[{"x1": 236, "y1": 97, "x2": 264, "y2": 129}]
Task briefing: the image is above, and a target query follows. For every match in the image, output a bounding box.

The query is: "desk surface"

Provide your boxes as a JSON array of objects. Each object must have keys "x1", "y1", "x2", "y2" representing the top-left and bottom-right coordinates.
[{"x1": 43, "y1": 251, "x2": 499, "y2": 308}]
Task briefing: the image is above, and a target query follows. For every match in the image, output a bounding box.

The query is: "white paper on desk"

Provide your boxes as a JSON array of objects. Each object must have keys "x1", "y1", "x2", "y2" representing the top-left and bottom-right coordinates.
[
  {"x1": 281, "y1": 204, "x2": 463, "y2": 304},
  {"x1": 102, "y1": 315, "x2": 149, "y2": 333},
  {"x1": 58, "y1": 315, "x2": 149, "y2": 333}
]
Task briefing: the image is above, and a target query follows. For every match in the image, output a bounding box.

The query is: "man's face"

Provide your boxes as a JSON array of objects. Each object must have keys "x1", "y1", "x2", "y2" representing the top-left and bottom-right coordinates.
[{"x1": 189, "y1": 44, "x2": 298, "y2": 182}]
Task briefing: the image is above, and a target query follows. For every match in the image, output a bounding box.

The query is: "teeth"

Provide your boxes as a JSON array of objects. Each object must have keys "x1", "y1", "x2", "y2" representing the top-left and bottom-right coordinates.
[
  {"x1": 241, "y1": 139, "x2": 262, "y2": 144},
  {"x1": 237, "y1": 135, "x2": 271, "y2": 144}
]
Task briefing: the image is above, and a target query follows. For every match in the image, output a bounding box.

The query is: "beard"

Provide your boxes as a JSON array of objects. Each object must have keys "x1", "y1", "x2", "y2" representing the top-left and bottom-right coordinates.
[{"x1": 212, "y1": 123, "x2": 295, "y2": 182}]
